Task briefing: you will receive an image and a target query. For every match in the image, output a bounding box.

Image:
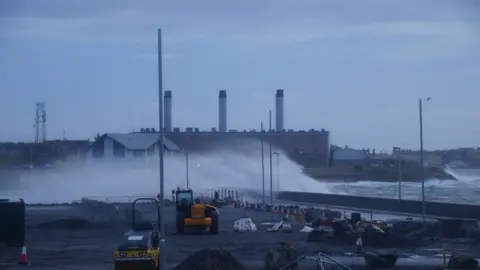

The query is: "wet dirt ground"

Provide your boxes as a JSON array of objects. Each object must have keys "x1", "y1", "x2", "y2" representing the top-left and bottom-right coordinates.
[{"x1": 1, "y1": 203, "x2": 479, "y2": 269}]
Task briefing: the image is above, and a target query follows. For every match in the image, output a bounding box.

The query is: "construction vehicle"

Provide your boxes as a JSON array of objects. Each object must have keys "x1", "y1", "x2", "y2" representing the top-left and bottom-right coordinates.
[
  {"x1": 113, "y1": 198, "x2": 160, "y2": 270},
  {"x1": 172, "y1": 188, "x2": 219, "y2": 234}
]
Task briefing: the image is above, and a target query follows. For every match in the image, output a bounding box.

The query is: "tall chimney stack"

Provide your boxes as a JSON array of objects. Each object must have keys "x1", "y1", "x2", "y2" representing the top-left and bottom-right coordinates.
[
  {"x1": 275, "y1": 89, "x2": 284, "y2": 131},
  {"x1": 218, "y1": 90, "x2": 227, "y2": 132},
  {"x1": 164, "y1": 90, "x2": 172, "y2": 132}
]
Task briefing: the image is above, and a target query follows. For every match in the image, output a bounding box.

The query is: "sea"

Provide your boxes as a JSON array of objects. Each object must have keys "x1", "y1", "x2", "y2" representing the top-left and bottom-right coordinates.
[{"x1": 332, "y1": 168, "x2": 480, "y2": 205}]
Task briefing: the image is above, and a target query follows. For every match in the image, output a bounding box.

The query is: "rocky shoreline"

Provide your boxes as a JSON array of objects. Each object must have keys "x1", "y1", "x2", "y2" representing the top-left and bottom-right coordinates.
[{"x1": 304, "y1": 166, "x2": 457, "y2": 182}]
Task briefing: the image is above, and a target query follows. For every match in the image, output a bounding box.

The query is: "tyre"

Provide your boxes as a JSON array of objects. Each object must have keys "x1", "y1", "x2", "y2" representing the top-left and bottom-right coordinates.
[{"x1": 210, "y1": 211, "x2": 219, "y2": 234}]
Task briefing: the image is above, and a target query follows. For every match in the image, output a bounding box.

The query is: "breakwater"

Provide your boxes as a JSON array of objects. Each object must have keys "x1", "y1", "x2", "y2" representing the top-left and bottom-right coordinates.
[{"x1": 277, "y1": 191, "x2": 480, "y2": 220}]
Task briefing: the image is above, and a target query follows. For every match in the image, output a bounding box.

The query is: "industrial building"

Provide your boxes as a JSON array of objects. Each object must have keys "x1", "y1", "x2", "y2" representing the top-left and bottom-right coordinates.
[
  {"x1": 161, "y1": 89, "x2": 330, "y2": 168},
  {"x1": 77, "y1": 89, "x2": 329, "y2": 167}
]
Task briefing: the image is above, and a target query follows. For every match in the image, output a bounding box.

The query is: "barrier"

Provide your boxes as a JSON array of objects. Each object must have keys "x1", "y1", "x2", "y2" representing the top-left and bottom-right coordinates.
[
  {"x1": 0, "y1": 199, "x2": 25, "y2": 246},
  {"x1": 278, "y1": 192, "x2": 480, "y2": 220},
  {"x1": 80, "y1": 188, "x2": 242, "y2": 204}
]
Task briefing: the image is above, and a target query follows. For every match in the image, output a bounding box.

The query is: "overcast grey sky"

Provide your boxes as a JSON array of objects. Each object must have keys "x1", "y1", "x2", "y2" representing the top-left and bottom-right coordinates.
[{"x1": 0, "y1": 0, "x2": 479, "y2": 149}]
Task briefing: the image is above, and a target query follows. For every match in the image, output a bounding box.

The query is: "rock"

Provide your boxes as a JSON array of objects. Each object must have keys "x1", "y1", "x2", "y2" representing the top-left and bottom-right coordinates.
[
  {"x1": 323, "y1": 209, "x2": 342, "y2": 219},
  {"x1": 362, "y1": 224, "x2": 392, "y2": 248},
  {"x1": 332, "y1": 219, "x2": 354, "y2": 237},
  {"x1": 174, "y1": 248, "x2": 246, "y2": 270},
  {"x1": 350, "y1": 212, "x2": 362, "y2": 225},
  {"x1": 264, "y1": 243, "x2": 298, "y2": 270},
  {"x1": 307, "y1": 229, "x2": 333, "y2": 242},
  {"x1": 364, "y1": 166, "x2": 457, "y2": 182},
  {"x1": 447, "y1": 251, "x2": 479, "y2": 269},
  {"x1": 304, "y1": 208, "x2": 323, "y2": 223},
  {"x1": 467, "y1": 228, "x2": 480, "y2": 243},
  {"x1": 363, "y1": 250, "x2": 398, "y2": 269}
]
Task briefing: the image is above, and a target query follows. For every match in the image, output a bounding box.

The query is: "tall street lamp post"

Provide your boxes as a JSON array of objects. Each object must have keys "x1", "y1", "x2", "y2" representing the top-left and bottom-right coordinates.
[
  {"x1": 157, "y1": 29, "x2": 166, "y2": 270},
  {"x1": 419, "y1": 97, "x2": 431, "y2": 220}
]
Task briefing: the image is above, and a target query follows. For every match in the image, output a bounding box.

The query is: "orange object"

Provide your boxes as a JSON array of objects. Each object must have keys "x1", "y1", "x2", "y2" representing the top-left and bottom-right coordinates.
[
  {"x1": 298, "y1": 213, "x2": 305, "y2": 225},
  {"x1": 18, "y1": 244, "x2": 30, "y2": 265},
  {"x1": 190, "y1": 204, "x2": 206, "y2": 218},
  {"x1": 184, "y1": 217, "x2": 212, "y2": 226}
]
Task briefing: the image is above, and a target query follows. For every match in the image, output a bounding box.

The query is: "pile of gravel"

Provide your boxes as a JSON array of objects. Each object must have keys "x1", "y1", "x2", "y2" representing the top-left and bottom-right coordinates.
[
  {"x1": 264, "y1": 242, "x2": 298, "y2": 270},
  {"x1": 174, "y1": 248, "x2": 246, "y2": 270}
]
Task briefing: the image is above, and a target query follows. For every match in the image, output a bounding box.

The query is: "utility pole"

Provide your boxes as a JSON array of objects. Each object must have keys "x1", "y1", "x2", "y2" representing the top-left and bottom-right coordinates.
[
  {"x1": 157, "y1": 28, "x2": 166, "y2": 270},
  {"x1": 273, "y1": 152, "x2": 280, "y2": 193},
  {"x1": 261, "y1": 121, "x2": 265, "y2": 211},
  {"x1": 186, "y1": 151, "x2": 189, "y2": 188},
  {"x1": 419, "y1": 97, "x2": 431, "y2": 220},
  {"x1": 269, "y1": 110, "x2": 273, "y2": 206},
  {"x1": 398, "y1": 156, "x2": 402, "y2": 201}
]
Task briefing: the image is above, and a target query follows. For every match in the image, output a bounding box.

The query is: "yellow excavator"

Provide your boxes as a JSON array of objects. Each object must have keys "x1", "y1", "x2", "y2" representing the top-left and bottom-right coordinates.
[{"x1": 172, "y1": 188, "x2": 219, "y2": 234}]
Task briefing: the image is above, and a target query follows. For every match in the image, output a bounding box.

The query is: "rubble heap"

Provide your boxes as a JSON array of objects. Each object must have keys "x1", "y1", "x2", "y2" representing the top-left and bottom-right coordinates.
[
  {"x1": 174, "y1": 248, "x2": 246, "y2": 270},
  {"x1": 264, "y1": 243, "x2": 298, "y2": 270},
  {"x1": 447, "y1": 251, "x2": 479, "y2": 269}
]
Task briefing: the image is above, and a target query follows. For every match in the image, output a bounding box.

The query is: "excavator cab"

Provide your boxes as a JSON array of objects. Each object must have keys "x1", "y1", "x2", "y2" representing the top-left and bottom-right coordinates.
[{"x1": 172, "y1": 188, "x2": 219, "y2": 234}]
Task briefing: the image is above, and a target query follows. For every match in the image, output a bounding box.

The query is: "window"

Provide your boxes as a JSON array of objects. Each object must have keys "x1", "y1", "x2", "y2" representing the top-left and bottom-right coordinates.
[{"x1": 176, "y1": 192, "x2": 192, "y2": 205}]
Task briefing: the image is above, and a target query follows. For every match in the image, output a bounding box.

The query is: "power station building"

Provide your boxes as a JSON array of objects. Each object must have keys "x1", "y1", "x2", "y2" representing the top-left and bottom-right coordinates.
[{"x1": 90, "y1": 89, "x2": 330, "y2": 168}]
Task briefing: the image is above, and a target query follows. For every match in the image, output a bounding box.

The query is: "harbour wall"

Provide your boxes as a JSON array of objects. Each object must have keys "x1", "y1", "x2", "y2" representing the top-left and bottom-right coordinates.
[{"x1": 277, "y1": 191, "x2": 480, "y2": 220}]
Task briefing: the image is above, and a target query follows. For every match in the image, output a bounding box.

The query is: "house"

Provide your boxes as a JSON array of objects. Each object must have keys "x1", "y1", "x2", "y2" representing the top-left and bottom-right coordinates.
[{"x1": 88, "y1": 132, "x2": 180, "y2": 158}]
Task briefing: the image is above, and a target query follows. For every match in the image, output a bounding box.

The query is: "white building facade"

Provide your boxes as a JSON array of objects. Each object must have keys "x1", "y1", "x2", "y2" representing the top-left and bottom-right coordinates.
[{"x1": 88, "y1": 133, "x2": 180, "y2": 159}]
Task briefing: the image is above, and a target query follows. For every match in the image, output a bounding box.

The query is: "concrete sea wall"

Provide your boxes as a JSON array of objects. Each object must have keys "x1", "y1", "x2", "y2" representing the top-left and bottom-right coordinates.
[{"x1": 277, "y1": 191, "x2": 480, "y2": 220}]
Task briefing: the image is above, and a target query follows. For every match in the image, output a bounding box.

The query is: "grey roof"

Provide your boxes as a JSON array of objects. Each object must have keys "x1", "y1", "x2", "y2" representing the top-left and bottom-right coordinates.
[{"x1": 105, "y1": 133, "x2": 180, "y2": 151}]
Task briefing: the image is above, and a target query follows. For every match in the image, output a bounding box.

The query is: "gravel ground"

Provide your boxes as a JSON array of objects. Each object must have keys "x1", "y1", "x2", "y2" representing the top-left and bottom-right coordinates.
[{"x1": 0, "y1": 203, "x2": 479, "y2": 270}]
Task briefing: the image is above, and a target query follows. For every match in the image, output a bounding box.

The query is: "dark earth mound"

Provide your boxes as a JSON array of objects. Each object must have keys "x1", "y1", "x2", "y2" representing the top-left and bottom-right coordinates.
[{"x1": 174, "y1": 248, "x2": 247, "y2": 270}]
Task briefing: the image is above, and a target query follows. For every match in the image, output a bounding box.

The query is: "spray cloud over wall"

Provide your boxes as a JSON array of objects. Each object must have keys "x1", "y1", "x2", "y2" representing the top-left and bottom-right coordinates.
[{"x1": 0, "y1": 140, "x2": 333, "y2": 203}]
